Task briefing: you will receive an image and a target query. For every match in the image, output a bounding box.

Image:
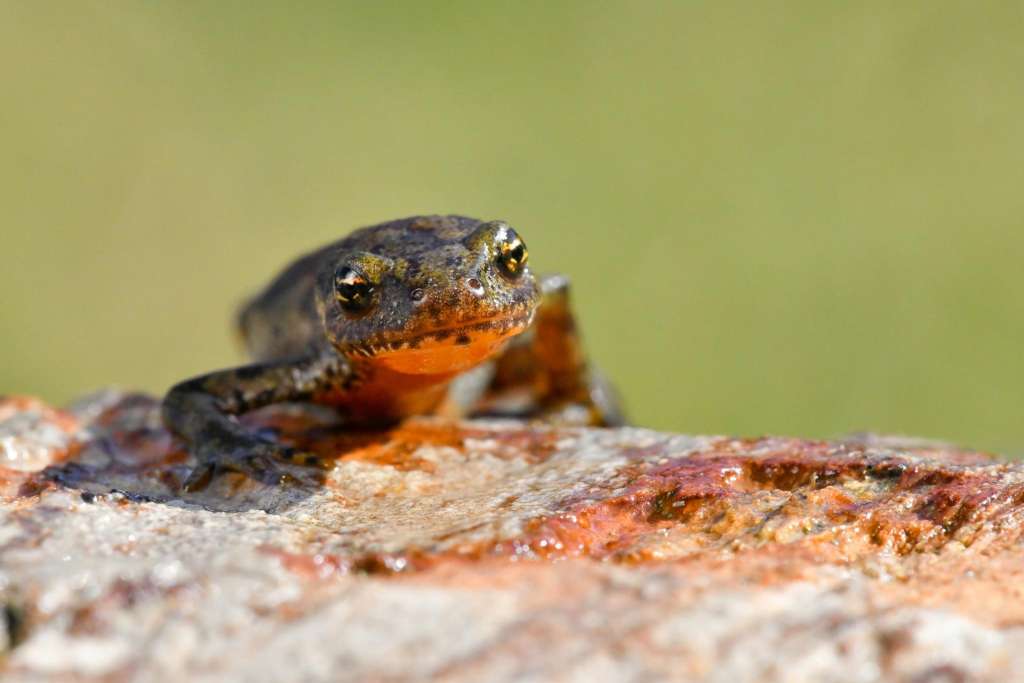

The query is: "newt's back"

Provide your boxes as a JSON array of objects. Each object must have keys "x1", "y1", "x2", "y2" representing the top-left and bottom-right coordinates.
[{"x1": 236, "y1": 246, "x2": 332, "y2": 362}]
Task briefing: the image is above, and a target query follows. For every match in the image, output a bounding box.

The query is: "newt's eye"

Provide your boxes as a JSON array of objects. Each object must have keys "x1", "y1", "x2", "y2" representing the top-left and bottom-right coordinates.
[
  {"x1": 496, "y1": 230, "x2": 528, "y2": 280},
  {"x1": 334, "y1": 266, "x2": 375, "y2": 315}
]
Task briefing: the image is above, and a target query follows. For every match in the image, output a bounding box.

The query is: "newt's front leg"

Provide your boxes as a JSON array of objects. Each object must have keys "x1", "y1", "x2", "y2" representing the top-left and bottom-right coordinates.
[
  {"x1": 162, "y1": 352, "x2": 345, "y2": 491},
  {"x1": 479, "y1": 274, "x2": 625, "y2": 426}
]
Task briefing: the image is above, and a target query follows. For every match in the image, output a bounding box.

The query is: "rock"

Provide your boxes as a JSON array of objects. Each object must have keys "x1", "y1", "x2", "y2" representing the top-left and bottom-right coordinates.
[{"x1": 0, "y1": 391, "x2": 1022, "y2": 682}]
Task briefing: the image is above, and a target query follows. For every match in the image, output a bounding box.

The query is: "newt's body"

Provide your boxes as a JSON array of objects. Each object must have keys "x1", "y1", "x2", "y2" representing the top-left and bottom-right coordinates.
[{"x1": 163, "y1": 215, "x2": 621, "y2": 489}]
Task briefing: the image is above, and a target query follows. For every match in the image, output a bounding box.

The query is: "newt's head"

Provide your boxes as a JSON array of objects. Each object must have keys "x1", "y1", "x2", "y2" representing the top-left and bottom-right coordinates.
[{"x1": 316, "y1": 215, "x2": 540, "y2": 375}]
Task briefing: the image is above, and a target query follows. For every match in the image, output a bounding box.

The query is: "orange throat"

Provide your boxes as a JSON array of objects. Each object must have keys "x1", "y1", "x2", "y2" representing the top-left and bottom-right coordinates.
[
  {"x1": 325, "y1": 321, "x2": 528, "y2": 422},
  {"x1": 373, "y1": 334, "x2": 510, "y2": 375},
  {"x1": 358, "y1": 314, "x2": 531, "y2": 376}
]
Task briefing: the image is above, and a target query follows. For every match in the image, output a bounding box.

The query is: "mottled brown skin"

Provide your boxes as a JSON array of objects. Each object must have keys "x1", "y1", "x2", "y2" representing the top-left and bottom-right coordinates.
[{"x1": 163, "y1": 215, "x2": 621, "y2": 490}]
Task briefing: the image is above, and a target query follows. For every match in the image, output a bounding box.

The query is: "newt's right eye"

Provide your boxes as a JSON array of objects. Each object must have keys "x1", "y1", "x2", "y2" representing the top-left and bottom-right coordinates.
[{"x1": 334, "y1": 266, "x2": 375, "y2": 315}]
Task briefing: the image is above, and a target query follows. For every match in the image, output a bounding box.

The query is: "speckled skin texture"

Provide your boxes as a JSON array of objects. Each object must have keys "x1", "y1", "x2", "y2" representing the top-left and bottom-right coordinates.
[{"x1": 162, "y1": 215, "x2": 619, "y2": 489}]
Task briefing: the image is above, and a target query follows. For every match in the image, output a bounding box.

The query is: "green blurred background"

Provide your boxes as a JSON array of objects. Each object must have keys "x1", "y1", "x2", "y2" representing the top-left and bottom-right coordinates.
[{"x1": 3, "y1": 2, "x2": 1022, "y2": 453}]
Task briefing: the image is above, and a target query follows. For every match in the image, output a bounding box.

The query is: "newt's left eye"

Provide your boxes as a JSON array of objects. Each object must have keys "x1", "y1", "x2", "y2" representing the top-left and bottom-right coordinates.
[
  {"x1": 334, "y1": 266, "x2": 375, "y2": 315},
  {"x1": 496, "y1": 231, "x2": 528, "y2": 279}
]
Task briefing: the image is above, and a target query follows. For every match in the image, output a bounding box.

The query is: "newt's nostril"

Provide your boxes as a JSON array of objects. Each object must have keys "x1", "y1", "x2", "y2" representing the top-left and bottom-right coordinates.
[
  {"x1": 466, "y1": 278, "x2": 484, "y2": 295},
  {"x1": 410, "y1": 288, "x2": 426, "y2": 303}
]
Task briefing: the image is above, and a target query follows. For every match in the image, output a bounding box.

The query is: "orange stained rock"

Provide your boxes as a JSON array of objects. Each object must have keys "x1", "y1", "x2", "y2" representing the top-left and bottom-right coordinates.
[{"x1": 5, "y1": 392, "x2": 1024, "y2": 680}]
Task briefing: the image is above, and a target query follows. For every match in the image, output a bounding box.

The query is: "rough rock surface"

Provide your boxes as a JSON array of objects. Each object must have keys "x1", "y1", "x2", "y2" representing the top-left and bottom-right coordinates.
[{"x1": 1, "y1": 392, "x2": 1023, "y2": 682}]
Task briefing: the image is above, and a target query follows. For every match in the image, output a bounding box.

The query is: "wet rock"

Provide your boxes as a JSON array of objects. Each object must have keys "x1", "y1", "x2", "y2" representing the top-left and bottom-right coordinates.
[
  {"x1": 0, "y1": 397, "x2": 78, "y2": 472},
  {"x1": 0, "y1": 391, "x2": 1022, "y2": 682}
]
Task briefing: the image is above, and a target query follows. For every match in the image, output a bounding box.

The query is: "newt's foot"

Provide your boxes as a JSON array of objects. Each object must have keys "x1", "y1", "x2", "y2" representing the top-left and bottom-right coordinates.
[{"x1": 182, "y1": 443, "x2": 329, "y2": 493}]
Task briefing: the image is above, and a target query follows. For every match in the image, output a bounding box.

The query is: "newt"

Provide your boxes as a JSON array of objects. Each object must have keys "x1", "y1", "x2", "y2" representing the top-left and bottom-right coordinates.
[{"x1": 162, "y1": 215, "x2": 621, "y2": 490}]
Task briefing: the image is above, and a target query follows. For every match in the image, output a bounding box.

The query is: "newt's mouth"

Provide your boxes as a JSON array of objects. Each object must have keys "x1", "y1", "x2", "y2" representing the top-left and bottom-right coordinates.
[{"x1": 337, "y1": 312, "x2": 534, "y2": 375}]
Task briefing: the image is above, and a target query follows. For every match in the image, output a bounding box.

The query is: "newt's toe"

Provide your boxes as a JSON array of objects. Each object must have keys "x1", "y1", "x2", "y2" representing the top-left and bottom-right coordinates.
[
  {"x1": 282, "y1": 450, "x2": 333, "y2": 471},
  {"x1": 182, "y1": 463, "x2": 215, "y2": 493}
]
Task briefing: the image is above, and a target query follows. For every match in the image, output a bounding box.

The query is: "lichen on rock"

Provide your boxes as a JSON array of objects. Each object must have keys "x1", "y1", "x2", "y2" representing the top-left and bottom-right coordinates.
[{"x1": 1, "y1": 391, "x2": 1023, "y2": 682}]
